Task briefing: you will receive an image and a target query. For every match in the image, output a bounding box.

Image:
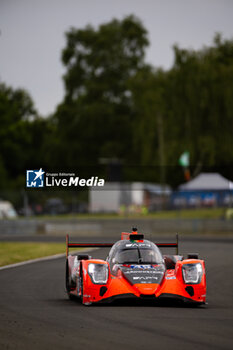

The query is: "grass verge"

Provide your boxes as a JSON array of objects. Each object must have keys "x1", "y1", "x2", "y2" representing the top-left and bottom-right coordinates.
[
  {"x1": 0, "y1": 242, "x2": 80, "y2": 267},
  {"x1": 31, "y1": 207, "x2": 226, "y2": 220}
]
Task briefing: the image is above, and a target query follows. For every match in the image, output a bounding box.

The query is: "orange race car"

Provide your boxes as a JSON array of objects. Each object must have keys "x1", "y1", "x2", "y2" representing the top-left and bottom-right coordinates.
[{"x1": 65, "y1": 228, "x2": 206, "y2": 306}]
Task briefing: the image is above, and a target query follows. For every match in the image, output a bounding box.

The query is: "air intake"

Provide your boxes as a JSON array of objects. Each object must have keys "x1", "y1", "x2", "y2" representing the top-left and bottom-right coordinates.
[
  {"x1": 129, "y1": 234, "x2": 144, "y2": 241},
  {"x1": 185, "y1": 286, "x2": 194, "y2": 297}
]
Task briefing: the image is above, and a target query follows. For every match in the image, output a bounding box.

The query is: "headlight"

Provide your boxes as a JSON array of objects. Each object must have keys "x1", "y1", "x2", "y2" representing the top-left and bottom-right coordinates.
[
  {"x1": 182, "y1": 263, "x2": 203, "y2": 284},
  {"x1": 88, "y1": 263, "x2": 108, "y2": 284}
]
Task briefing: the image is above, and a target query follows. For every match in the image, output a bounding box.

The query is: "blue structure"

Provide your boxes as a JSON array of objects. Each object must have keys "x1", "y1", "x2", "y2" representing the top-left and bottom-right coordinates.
[{"x1": 171, "y1": 173, "x2": 233, "y2": 208}]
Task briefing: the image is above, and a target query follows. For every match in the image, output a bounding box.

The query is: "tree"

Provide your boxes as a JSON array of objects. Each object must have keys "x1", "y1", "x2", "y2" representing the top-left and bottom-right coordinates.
[
  {"x1": 167, "y1": 35, "x2": 233, "y2": 180},
  {"x1": 128, "y1": 66, "x2": 168, "y2": 182},
  {"x1": 127, "y1": 34, "x2": 233, "y2": 185},
  {"x1": 53, "y1": 15, "x2": 149, "y2": 171},
  {"x1": 0, "y1": 83, "x2": 52, "y2": 188},
  {"x1": 0, "y1": 83, "x2": 35, "y2": 180}
]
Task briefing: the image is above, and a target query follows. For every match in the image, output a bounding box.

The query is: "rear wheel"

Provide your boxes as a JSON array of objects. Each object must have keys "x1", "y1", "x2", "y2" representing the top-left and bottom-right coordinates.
[{"x1": 68, "y1": 292, "x2": 76, "y2": 300}]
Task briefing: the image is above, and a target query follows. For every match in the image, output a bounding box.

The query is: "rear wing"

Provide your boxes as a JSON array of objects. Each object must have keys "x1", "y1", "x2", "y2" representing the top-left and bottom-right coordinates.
[{"x1": 66, "y1": 233, "x2": 179, "y2": 257}]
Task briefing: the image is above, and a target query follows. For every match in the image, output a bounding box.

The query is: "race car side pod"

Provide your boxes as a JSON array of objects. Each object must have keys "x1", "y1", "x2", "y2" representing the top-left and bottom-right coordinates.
[{"x1": 66, "y1": 233, "x2": 179, "y2": 258}]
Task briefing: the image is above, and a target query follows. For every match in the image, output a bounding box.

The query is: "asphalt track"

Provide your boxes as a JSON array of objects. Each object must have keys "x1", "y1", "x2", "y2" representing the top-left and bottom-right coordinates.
[{"x1": 0, "y1": 238, "x2": 233, "y2": 350}]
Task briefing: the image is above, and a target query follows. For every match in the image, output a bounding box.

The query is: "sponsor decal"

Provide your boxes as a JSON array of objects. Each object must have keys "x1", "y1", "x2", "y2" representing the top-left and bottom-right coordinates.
[
  {"x1": 133, "y1": 276, "x2": 158, "y2": 280},
  {"x1": 127, "y1": 265, "x2": 155, "y2": 269},
  {"x1": 166, "y1": 270, "x2": 176, "y2": 279},
  {"x1": 122, "y1": 266, "x2": 164, "y2": 285},
  {"x1": 26, "y1": 169, "x2": 105, "y2": 188},
  {"x1": 124, "y1": 270, "x2": 163, "y2": 275},
  {"x1": 125, "y1": 243, "x2": 151, "y2": 248}
]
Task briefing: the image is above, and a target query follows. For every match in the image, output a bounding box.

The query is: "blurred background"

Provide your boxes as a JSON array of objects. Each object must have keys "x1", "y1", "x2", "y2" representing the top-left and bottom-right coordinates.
[{"x1": 0, "y1": 0, "x2": 233, "y2": 235}]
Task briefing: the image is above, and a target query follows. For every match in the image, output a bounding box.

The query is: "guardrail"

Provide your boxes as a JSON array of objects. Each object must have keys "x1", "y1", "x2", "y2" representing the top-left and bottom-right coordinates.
[{"x1": 0, "y1": 218, "x2": 232, "y2": 236}]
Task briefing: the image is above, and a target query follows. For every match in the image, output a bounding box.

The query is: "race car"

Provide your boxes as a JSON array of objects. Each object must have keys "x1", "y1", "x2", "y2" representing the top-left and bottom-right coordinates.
[{"x1": 65, "y1": 228, "x2": 206, "y2": 305}]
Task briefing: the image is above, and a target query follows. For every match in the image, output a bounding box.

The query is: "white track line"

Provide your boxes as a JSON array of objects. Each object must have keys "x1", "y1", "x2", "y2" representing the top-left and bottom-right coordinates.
[{"x1": 0, "y1": 248, "x2": 97, "y2": 271}]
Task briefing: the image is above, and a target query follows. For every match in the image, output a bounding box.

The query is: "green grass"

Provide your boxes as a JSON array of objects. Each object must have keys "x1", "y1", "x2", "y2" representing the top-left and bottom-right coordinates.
[
  {"x1": 146, "y1": 208, "x2": 226, "y2": 219},
  {"x1": 0, "y1": 242, "x2": 80, "y2": 267},
  {"x1": 26, "y1": 207, "x2": 226, "y2": 220}
]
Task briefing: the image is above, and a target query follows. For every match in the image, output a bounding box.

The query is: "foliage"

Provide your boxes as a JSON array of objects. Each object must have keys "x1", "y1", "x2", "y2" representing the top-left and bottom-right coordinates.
[
  {"x1": 0, "y1": 83, "x2": 53, "y2": 189},
  {"x1": 128, "y1": 34, "x2": 233, "y2": 185},
  {"x1": 53, "y1": 15, "x2": 149, "y2": 169},
  {"x1": 0, "y1": 17, "x2": 233, "y2": 193}
]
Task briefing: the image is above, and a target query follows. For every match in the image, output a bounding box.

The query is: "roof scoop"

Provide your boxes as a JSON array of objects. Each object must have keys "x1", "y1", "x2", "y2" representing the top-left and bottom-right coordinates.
[
  {"x1": 129, "y1": 234, "x2": 144, "y2": 241},
  {"x1": 130, "y1": 227, "x2": 144, "y2": 240}
]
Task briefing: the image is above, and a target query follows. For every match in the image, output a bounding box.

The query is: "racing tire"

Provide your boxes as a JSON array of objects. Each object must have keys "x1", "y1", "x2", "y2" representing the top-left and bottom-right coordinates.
[
  {"x1": 66, "y1": 259, "x2": 76, "y2": 300},
  {"x1": 79, "y1": 269, "x2": 84, "y2": 304},
  {"x1": 68, "y1": 292, "x2": 76, "y2": 300},
  {"x1": 65, "y1": 259, "x2": 70, "y2": 293},
  {"x1": 79, "y1": 269, "x2": 92, "y2": 306}
]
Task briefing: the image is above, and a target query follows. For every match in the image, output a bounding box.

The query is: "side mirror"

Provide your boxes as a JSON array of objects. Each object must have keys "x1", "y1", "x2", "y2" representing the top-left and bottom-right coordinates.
[
  {"x1": 78, "y1": 254, "x2": 91, "y2": 260},
  {"x1": 187, "y1": 253, "x2": 199, "y2": 259}
]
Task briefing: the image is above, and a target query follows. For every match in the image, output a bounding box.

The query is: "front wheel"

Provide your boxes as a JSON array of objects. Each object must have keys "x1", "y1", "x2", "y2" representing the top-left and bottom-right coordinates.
[
  {"x1": 79, "y1": 269, "x2": 84, "y2": 303},
  {"x1": 66, "y1": 259, "x2": 76, "y2": 300},
  {"x1": 65, "y1": 259, "x2": 70, "y2": 293},
  {"x1": 79, "y1": 269, "x2": 92, "y2": 305}
]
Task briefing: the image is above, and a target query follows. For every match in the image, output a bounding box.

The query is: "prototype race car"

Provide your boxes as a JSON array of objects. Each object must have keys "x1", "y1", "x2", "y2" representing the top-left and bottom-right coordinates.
[{"x1": 65, "y1": 229, "x2": 206, "y2": 305}]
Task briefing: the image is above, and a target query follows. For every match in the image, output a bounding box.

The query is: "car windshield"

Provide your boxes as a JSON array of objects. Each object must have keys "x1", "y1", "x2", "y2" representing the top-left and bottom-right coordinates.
[{"x1": 113, "y1": 247, "x2": 163, "y2": 264}]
